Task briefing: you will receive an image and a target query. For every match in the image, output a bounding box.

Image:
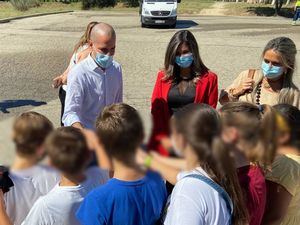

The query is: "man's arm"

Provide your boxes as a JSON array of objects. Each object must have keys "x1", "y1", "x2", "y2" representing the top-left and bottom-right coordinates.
[{"x1": 62, "y1": 69, "x2": 85, "y2": 128}]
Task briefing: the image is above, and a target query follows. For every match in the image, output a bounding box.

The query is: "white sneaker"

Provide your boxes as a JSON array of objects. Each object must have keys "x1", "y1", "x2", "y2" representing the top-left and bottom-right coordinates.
[{"x1": 292, "y1": 21, "x2": 296, "y2": 26}]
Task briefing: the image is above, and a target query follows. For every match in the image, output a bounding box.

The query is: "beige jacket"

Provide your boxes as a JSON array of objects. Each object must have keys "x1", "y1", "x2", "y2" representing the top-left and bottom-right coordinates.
[{"x1": 222, "y1": 69, "x2": 300, "y2": 108}]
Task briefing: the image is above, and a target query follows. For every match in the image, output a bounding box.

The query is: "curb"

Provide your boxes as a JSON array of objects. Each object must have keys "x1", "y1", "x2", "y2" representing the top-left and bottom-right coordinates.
[{"x1": 0, "y1": 10, "x2": 73, "y2": 23}]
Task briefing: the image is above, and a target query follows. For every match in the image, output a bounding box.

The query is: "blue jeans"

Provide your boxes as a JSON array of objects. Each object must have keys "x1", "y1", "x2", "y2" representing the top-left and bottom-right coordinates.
[{"x1": 293, "y1": 7, "x2": 300, "y2": 21}]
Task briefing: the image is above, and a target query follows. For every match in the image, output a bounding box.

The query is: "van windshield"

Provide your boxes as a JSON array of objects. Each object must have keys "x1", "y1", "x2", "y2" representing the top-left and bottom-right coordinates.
[{"x1": 145, "y1": 0, "x2": 175, "y2": 2}]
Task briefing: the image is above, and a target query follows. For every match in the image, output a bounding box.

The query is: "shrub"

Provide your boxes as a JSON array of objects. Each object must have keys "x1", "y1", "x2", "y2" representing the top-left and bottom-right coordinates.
[
  {"x1": 82, "y1": 0, "x2": 117, "y2": 9},
  {"x1": 119, "y1": 0, "x2": 140, "y2": 7},
  {"x1": 10, "y1": 0, "x2": 41, "y2": 11}
]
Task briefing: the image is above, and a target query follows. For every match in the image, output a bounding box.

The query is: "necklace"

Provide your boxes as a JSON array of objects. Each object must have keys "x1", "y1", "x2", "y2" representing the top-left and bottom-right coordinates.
[{"x1": 255, "y1": 82, "x2": 262, "y2": 105}]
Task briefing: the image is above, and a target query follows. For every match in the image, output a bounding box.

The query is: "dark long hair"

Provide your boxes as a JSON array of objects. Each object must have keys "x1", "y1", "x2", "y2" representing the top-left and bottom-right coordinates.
[
  {"x1": 173, "y1": 103, "x2": 248, "y2": 225},
  {"x1": 163, "y1": 30, "x2": 209, "y2": 83}
]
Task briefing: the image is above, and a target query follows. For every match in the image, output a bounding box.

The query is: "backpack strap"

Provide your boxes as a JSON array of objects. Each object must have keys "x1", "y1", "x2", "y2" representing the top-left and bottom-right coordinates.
[
  {"x1": 248, "y1": 69, "x2": 256, "y2": 79},
  {"x1": 184, "y1": 174, "x2": 233, "y2": 224}
]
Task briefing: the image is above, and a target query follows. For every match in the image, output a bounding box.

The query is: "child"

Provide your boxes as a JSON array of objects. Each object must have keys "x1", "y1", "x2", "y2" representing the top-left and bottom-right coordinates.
[
  {"x1": 77, "y1": 103, "x2": 167, "y2": 225},
  {"x1": 263, "y1": 104, "x2": 300, "y2": 225},
  {"x1": 163, "y1": 103, "x2": 248, "y2": 225},
  {"x1": 220, "y1": 102, "x2": 278, "y2": 225},
  {"x1": 2, "y1": 172, "x2": 41, "y2": 225},
  {"x1": 10, "y1": 112, "x2": 59, "y2": 195},
  {"x1": 20, "y1": 127, "x2": 108, "y2": 225}
]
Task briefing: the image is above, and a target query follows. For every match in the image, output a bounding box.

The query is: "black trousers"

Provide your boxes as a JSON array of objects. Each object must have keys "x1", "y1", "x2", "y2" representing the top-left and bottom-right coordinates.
[{"x1": 58, "y1": 86, "x2": 66, "y2": 127}]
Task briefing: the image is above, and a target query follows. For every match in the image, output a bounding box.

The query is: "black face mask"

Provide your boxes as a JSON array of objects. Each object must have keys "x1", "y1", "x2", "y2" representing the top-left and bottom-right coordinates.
[{"x1": 0, "y1": 166, "x2": 14, "y2": 194}]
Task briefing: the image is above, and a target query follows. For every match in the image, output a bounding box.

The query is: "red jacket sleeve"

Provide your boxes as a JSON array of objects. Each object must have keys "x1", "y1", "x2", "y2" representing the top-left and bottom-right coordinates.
[
  {"x1": 147, "y1": 71, "x2": 170, "y2": 155},
  {"x1": 207, "y1": 72, "x2": 218, "y2": 108}
]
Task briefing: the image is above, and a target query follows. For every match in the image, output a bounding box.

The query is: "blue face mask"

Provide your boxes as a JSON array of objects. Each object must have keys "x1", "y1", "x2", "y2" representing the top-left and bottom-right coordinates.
[
  {"x1": 175, "y1": 53, "x2": 194, "y2": 68},
  {"x1": 261, "y1": 61, "x2": 284, "y2": 80},
  {"x1": 95, "y1": 53, "x2": 113, "y2": 69}
]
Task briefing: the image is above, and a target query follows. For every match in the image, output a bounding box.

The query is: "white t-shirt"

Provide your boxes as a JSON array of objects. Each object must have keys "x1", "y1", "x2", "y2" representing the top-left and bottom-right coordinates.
[
  {"x1": 164, "y1": 167, "x2": 231, "y2": 225},
  {"x1": 4, "y1": 174, "x2": 42, "y2": 225},
  {"x1": 11, "y1": 165, "x2": 60, "y2": 196},
  {"x1": 21, "y1": 167, "x2": 109, "y2": 225}
]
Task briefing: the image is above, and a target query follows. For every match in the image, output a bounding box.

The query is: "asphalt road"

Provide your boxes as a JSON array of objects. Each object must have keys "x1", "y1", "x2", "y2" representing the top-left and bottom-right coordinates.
[{"x1": 0, "y1": 11, "x2": 299, "y2": 164}]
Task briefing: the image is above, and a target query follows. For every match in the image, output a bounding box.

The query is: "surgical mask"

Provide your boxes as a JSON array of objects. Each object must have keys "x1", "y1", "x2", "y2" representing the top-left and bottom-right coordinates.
[
  {"x1": 171, "y1": 137, "x2": 183, "y2": 157},
  {"x1": 175, "y1": 53, "x2": 194, "y2": 68},
  {"x1": 261, "y1": 61, "x2": 284, "y2": 80},
  {"x1": 95, "y1": 53, "x2": 113, "y2": 69}
]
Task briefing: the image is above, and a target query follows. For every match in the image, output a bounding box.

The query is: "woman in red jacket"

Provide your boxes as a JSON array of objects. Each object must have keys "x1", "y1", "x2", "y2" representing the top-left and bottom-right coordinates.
[{"x1": 148, "y1": 30, "x2": 218, "y2": 156}]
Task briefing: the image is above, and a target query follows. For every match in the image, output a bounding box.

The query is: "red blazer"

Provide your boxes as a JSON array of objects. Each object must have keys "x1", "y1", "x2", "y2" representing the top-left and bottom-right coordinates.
[{"x1": 148, "y1": 70, "x2": 218, "y2": 155}]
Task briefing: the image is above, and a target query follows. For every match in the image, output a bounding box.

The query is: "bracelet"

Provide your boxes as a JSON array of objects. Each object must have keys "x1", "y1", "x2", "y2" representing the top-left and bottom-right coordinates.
[{"x1": 144, "y1": 155, "x2": 153, "y2": 168}]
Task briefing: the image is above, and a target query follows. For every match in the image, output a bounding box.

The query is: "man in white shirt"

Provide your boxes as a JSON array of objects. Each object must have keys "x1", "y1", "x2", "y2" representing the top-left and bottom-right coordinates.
[{"x1": 63, "y1": 22, "x2": 123, "y2": 130}]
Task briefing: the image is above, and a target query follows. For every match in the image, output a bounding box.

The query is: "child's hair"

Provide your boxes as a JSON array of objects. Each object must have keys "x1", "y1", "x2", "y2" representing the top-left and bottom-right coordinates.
[
  {"x1": 45, "y1": 127, "x2": 89, "y2": 176},
  {"x1": 173, "y1": 103, "x2": 248, "y2": 225},
  {"x1": 74, "y1": 21, "x2": 98, "y2": 53},
  {"x1": 274, "y1": 104, "x2": 300, "y2": 150},
  {"x1": 220, "y1": 102, "x2": 278, "y2": 166},
  {"x1": 12, "y1": 112, "x2": 53, "y2": 157},
  {"x1": 96, "y1": 103, "x2": 144, "y2": 165}
]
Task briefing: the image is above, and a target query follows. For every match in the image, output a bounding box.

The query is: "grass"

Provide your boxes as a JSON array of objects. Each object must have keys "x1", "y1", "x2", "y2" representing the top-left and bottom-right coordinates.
[
  {"x1": 0, "y1": 2, "x2": 81, "y2": 19},
  {"x1": 0, "y1": 0, "x2": 216, "y2": 20},
  {"x1": 224, "y1": 2, "x2": 294, "y2": 17},
  {"x1": 178, "y1": 0, "x2": 215, "y2": 14}
]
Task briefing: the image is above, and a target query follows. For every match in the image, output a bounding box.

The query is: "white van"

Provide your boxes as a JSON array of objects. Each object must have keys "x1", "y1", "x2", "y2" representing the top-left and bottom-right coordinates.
[{"x1": 140, "y1": 0, "x2": 181, "y2": 28}]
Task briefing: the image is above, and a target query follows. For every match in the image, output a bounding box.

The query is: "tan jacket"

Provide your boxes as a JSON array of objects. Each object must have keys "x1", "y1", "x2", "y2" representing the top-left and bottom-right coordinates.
[{"x1": 222, "y1": 69, "x2": 300, "y2": 108}]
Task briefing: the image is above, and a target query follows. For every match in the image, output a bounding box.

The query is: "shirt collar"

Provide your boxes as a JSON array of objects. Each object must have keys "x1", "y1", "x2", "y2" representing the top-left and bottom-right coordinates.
[{"x1": 86, "y1": 54, "x2": 106, "y2": 73}]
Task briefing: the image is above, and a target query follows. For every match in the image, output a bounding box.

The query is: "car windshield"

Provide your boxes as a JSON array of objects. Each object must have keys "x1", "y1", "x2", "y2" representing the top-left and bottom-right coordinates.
[{"x1": 145, "y1": 0, "x2": 175, "y2": 2}]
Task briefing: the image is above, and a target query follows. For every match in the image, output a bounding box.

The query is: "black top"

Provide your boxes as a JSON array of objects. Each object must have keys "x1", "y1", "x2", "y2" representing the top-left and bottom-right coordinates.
[{"x1": 168, "y1": 82, "x2": 196, "y2": 115}]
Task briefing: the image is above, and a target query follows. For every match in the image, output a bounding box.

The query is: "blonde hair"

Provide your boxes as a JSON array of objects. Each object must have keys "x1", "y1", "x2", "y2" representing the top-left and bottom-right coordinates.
[
  {"x1": 249, "y1": 37, "x2": 300, "y2": 107},
  {"x1": 73, "y1": 21, "x2": 98, "y2": 53}
]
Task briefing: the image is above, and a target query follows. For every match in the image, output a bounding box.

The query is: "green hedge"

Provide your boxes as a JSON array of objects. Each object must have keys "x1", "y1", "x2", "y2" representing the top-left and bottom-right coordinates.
[
  {"x1": 82, "y1": 0, "x2": 116, "y2": 9},
  {"x1": 118, "y1": 0, "x2": 139, "y2": 7}
]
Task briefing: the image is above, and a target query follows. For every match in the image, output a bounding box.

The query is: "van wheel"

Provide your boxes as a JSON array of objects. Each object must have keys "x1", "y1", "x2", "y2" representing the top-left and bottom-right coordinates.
[{"x1": 141, "y1": 23, "x2": 146, "y2": 28}]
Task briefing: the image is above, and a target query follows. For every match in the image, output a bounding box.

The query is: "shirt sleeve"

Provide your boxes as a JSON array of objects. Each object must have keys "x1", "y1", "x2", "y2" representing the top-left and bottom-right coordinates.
[
  {"x1": 266, "y1": 155, "x2": 299, "y2": 196},
  {"x1": 62, "y1": 68, "x2": 85, "y2": 127},
  {"x1": 76, "y1": 194, "x2": 105, "y2": 225},
  {"x1": 164, "y1": 194, "x2": 204, "y2": 225},
  {"x1": 116, "y1": 66, "x2": 123, "y2": 103},
  {"x1": 207, "y1": 73, "x2": 218, "y2": 108},
  {"x1": 21, "y1": 198, "x2": 52, "y2": 225},
  {"x1": 224, "y1": 70, "x2": 248, "y2": 93}
]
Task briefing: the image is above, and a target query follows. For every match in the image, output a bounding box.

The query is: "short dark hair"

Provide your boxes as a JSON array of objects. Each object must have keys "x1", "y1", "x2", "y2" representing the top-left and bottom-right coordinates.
[
  {"x1": 45, "y1": 127, "x2": 89, "y2": 175},
  {"x1": 12, "y1": 112, "x2": 53, "y2": 156},
  {"x1": 96, "y1": 104, "x2": 144, "y2": 164}
]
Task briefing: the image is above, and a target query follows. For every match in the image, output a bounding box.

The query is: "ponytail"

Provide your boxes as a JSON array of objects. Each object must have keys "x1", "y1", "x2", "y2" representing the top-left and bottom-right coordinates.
[
  {"x1": 211, "y1": 137, "x2": 249, "y2": 225},
  {"x1": 257, "y1": 105, "x2": 278, "y2": 167}
]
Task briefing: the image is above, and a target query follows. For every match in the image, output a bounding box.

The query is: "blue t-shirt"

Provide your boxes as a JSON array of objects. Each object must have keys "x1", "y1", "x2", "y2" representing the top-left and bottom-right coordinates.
[{"x1": 76, "y1": 171, "x2": 167, "y2": 225}]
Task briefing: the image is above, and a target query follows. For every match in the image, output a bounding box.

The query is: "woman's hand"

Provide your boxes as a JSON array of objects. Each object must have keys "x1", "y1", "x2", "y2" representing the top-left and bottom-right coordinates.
[
  {"x1": 234, "y1": 78, "x2": 255, "y2": 97},
  {"x1": 52, "y1": 73, "x2": 68, "y2": 88}
]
